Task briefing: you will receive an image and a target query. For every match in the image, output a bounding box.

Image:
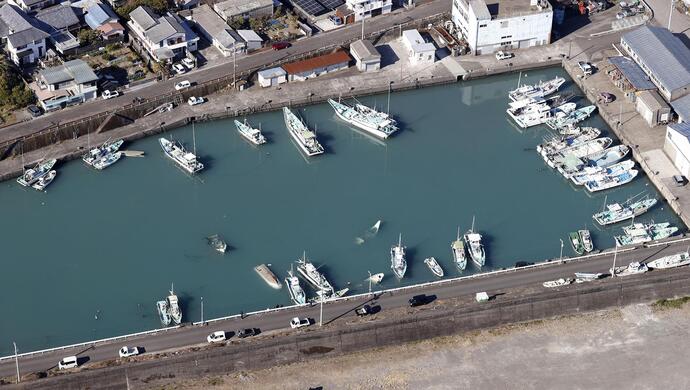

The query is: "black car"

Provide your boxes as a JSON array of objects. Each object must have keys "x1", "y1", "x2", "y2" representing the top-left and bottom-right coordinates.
[
  {"x1": 409, "y1": 294, "x2": 431, "y2": 307},
  {"x1": 237, "y1": 328, "x2": 259, "y2": 338},
  {"x1": 355, "y1": 305, "x2": 371, "y2": 316},
  {"x1": 27, "y1": 104, "x2": 42, "y2": 118}
]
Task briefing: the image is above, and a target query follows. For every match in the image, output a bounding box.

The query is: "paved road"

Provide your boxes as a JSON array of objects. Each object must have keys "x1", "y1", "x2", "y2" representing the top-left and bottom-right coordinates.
[
  {"x1": 1, "y1": 238, "x2": 688, "y2": 379},
  {"x1": 0, "y1": 0, "x2": 450, "y2": 145}
]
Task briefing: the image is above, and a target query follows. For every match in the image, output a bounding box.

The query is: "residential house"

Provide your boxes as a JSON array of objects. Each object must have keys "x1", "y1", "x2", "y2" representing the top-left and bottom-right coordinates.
[
  {"x1": 127, "y1": 6, "x2": 198, "y2": 63},
  {"x1": 83, "y1": 2, "x2": 117, "y2": 30},
  {"x1": 213, "y1": 0, "x2": 273, "y2": 22},
  {"x1": 187, "y1": 4, "x2": 243, "y2": 57},
  {"x1": 282, "y1": 50, "x2": 350, "y2": 82},
  {"x1": 35, "y1": 3, "x2": 82, "y2": 53},
  {"x1": 336, "y1": 0, "x2": 392, "y2": 23},
  {"x1": 96, "y1": 21, "x2": 124, "y2": 40},
  {"x1": 0, "y1": 4, "x2": 49, "y2": 65},
  {"x1": 33, "y1": 59, "x2": 98, "y2": 111},
  {"x1": 8, "y1": 0, "x2": 59, "y2": 13}
]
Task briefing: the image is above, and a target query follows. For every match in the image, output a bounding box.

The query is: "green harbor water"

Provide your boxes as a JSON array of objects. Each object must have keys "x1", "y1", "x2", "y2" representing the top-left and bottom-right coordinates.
[{"x1": 0, "y1": 67, "x2": 683, "y2": 355}]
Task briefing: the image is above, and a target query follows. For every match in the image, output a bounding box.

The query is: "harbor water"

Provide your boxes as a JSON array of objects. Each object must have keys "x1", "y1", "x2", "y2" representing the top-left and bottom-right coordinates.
[{"x1": 0, "y1": 67, "x2": 683, "y2": 355}]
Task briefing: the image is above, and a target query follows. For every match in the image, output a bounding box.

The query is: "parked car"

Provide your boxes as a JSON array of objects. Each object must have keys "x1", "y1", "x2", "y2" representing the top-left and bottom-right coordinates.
[
  {"x1": 495, "y1": 50, "x2": 513, "y2": 60},
  {"x1": 187, "y1": 96, "x2": 204, "y2": 106},
  {"x1": 26, "y1": 104, "x2": 43, "y2": 118},
  {"x1": 673, "y1": 175, "x2": 687, "y2": 187},
  {"x1": 58, "y1": 356, "x2": 79, "y2": 370},
  {"x1": 272, "y1": 42, "x2": 290, "y2": 50},
  {"x1": 355, "y1": 305, "x2": 372, "y2": 316},
  {"x1": 578, "y1": 61, "x2": 593, "y2": 76},
  {"x1": 102, "y1": 90, "x2": 120, "y2": 100},
  {"x1": 172, "y1": 63, "x2": 186, "y2": 75},
  {"x1": 175, "y1": 80, "x2": 191, "y2": 90},
  {"x1": 182, "y1": 57, "x2": 195, "y2": 70},
  {"x1": 237, "y1": 328, "x2": 259, "y2": 338},
  {"x1": 290, "y1": 317, "x2": 311, "y2": 329},
  {"x1": 409, "y1": 294, "x2": 431, "y2": 307},
  {"x1": 118, "y1": 346, "x2": 139, "y2": 358},
  {"x1": 207, "y1": 331, "x2": 227, "y2": 343}
]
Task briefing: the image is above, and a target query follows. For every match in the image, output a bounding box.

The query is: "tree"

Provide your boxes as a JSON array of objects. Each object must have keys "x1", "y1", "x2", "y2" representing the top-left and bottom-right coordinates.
[
  {"x1": 229, "y1": 16, "x2": 246, "y2": 30},
  {"x1": 0, "y1": 57, "x2": 34, "y2": 109},
  {"x1": 78, "y1": 29, "x2": 101, "y2": 46},
  {"x1": 116, "y1": 0, "x2": 169, "y2": 20}
]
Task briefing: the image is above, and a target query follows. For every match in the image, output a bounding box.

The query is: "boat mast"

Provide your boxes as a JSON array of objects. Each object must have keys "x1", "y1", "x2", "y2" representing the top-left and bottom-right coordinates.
[
  {"x1": 517, "y1": 71, "x2": 522, "y2": 88},
  {"x1": 398, "y1": 233, "x2": 402, "y2": 247},
  {"x1": 471, "y1": 215, "x2": 476, "y2": 233},
  {"x1": 387, "y1": 81, "x2": 391, "y2": 115},
  {"x1": 601, "y1": 194, "x2": 607, "y2": 213},
  {"x1": 192, "y1": 122, "x2": 197, "y2": 156},
  {"x1": 456, "y1": 226, "x2": 460, "y2": 241}
]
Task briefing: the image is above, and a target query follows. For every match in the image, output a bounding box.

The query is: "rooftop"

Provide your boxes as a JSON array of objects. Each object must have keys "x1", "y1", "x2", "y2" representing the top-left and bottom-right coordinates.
[
  {"x1": 668, "y1": 120, "x2": 690, "y2": 138},
  {"x1": 84, "y1": 3, "x2": 118, "y2": 30},
  {"x1": 214, "y1": 0, "x2": 272, "y2": 16},
  {"x1": 190, "y1": 5, "x2": 238, "y2": 49},
  {"x1": 258, "y1": 67, "x2": 286, "y2": 79},
  {"x1": 608, "y1": 56, "x2": 656, "y2": 91},
  {"x1": 282, "y1": 50, "x2": 350, "y2": 74},
  {"x1": 350, "y1": 39, "x2": 380, "y2": 62},
  {"x1": 237, "y1": 29, "x2": 262, "y2": 42},
  {"x1": 40, "y1": 59, "x2": 98, "y2": 85},
  {"x1": 130, "y1": 6, "x2": 196, "y2": 44},
  {"x1": 637, "y1": 90, "x2": 669, "y2": 111},
  {"x1": 36, "y1": 4, "x2": 81, "y2": 30},
  {"x1": 671, "y1": 94, "x2": 690, "y2": 123},
  {"x1": 470, "y1": 0, "x2": 551, "y2": 20},
  {"x1": 402, "y1": 30, "x2": 435, "y2": 53}
]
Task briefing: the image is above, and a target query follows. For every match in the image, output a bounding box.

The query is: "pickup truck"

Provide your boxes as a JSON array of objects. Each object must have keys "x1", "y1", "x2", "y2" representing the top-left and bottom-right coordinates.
[{"x1": 355, "y1": 305, "x2": 371, "y2": 316}]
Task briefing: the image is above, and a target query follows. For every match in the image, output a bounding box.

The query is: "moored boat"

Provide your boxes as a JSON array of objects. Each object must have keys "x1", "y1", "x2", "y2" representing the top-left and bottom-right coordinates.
[
  {"x1": 283, "y1": 107, "x2": 324, "y2": 157},
  {"x1": 234, "y1": 119, "x2": 267, "y2": 145},
  {"x1": 646, "y1": 252, "x2": 690, "y2": 269},
  {"x1": 569, "y1": 231, "x2": 584, "y2": 255},
  {"x1": 167, "y1": 285, "x2": 182, "y2": 325},
  {"x1": 508, "y1": 76, "x2": 565, "y2": 101},
  {"x1": 31, "y1": 170, "x2": 56, "y2": 191},
  {"x1": 328, "y1": 99, "x2": 398, "y2": 139},
  {"x1": 285, "y1": 268, "x2": 306, "y2": 305},
  {"x1": 93, "y1": 151, "x2": 122, "y2": 170},
  {"x1": 159, "y1": 137, "x2": 204, "y2": 174},
  {"x1": 571, "y1": 160, "x2": 635, "y2": 186},
  {"x1": 545, "y1": 105, "x2": 596, "y2": 130},
  {"x1": 584, "y1": 169, "x2": 638, "y2": 192},
  {"x1": 206, "y1": 234, "x2": 227, "y2": 253},
  {"x1": 390, "y1": 233, "x2": 407, "y2": 279},
  {"x1": 156, "y1": 300, "x2": 171, "y2": 326},
  {"x1": 464, "y1": 217, "x2": 485, "y2": 267},
  {"x1": 578, "y1": 229, "x2": 594, "y2": 253},
  {"x1": 451, "y1": 226, "x2": 467, "y2": 271},
  {"x1": 83, "y1": 139, "x2": 124, "y2": 167},
  {"x1": 593, "y1": 198, "x2": 658, "y2": 226},
  {"x1": 296, "y1": 252, "x2": 335, "y2": 297},
  {"x1": 424, "y1": 257, "x2": 444, "y2": 278},
  {"x1": 17, "y1": 159, "x2": 57, "y2": 187},
  {"x1": 536, "y1": 127, "x2": 601, "y2": 156},
  {"x1": 255, "y1": 263, "x2": 282, "y2": 290}
]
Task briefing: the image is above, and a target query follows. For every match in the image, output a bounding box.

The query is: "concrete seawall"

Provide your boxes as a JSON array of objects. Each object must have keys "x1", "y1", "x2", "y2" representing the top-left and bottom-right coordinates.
[{"x1": 11, "y1": 268, "x2": 690, "y2": 389}]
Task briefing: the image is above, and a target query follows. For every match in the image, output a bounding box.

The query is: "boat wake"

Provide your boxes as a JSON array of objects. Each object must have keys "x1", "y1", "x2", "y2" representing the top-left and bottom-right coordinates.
[{"x1": 355, "y1": 220, "x2": 382, "y2": 245}]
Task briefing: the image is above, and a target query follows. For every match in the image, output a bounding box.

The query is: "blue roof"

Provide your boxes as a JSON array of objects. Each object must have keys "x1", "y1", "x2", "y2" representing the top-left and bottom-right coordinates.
[
  {"x1": 85, "y1": 3, "x2": 116, "y2": 29},
  {"x1": 621, "y1": 26, "x2": 690, "y2": 94},
  {"x1": 669, "y1": 120, "x2": 690, "y2": 138},
  {"x1": 608, "y1": 56, "x2": 656, "y2": 91},
  {"x1": 671, "y1": 94, "x2": 690, "y2": 123}
]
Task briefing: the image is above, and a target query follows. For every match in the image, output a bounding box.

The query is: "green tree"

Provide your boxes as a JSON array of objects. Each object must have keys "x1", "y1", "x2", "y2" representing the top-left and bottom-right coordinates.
[
  {"x1": 0, "y1": 57, "x2": 34, "y2": 109},
  {"x1": 78, "y1": 29, "x2": 101, "y2": 46},
  {"x1": 229, "y1": 16, "x2": 246, "y2": 30},
  {"x1": 116, "y1": 0, "x2": 169, "y2": 20}
]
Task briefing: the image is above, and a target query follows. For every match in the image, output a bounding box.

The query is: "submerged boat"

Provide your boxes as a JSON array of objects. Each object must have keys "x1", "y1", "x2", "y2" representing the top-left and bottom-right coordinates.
[
  {"x1": 234, "y1": 119, "x2": 267, "y2": 145},
  {"x1": 451, "y1": 226, "x2": 467, "y2": 271},
  {"x1": 93, "y1": 151, "x2": 122, "y2": 170},
  {"x1": 83, "y1": 139, "x2": 124, "y2": 167},
  {"x1": 285, "y1": 268, "x2": 306, "y2": 305},
  {"x1": 543, "y1": 278, "x2": 573, "y2": 288},
  {"x1": 390, "y1": 233, "x2": 407, "y2": 279},
  {"x1": 296, "y1": 252, "x2": 335, "y2": 297},
  {"x1": 159, "y1": 137, "x2": 204, "y2": 174},
  {"x1": 545, "y1": 105, "x2": 597, "y2": 130},
  {"x1": 156, "y1": 300, "x2": 171, "y2": 326},
  {"x1": 646, "y1": 252, "x2": 690, "y2": 269},
  {"x1": 368, "y1": 272, "x2": 384, "y2": 284},
  {"x1": 31, "y1": 170, "x2": 56, "y2": 191},
  {"x1": 167, "y1": 284, "x2": 182, "y2": 325},
  {"x1": 255, "y1": 264, "x2": 282, "y2": 290},
  {"x1": 206, "y1": 234, "x2": 227, "y2": 253},
  {"x1": 17, "y1": 159, "x2": 57, "y2": 187},
  {"x1": 593, "y1": 197, "x2": 657, "y2": 226},
  {"x1": 424, "y1": 257, "x2": 444, "y2": 278},
  {"x1": 328, "y1": 99, "x2": 398, "y2": 139},
  {"x1": 508, "y1": 76, "x2": 566, "y2": 102},
  {"x1": 283, "y1": 107, "x2": 324, "y2": 157},
  {"x1": 584, "y1": 169, "x2": 638, "y2": 192},
  {"x1": 569, "y1": 231, "x2": 585, "y2": 255},
  {"x1": 578, "y1": 229, "x2": 594, "y2": 253},
  {"x1": 610, "y1": 261, "x2": 648, "y2": 277},
  {"x1": 464, "y1": 217, "x2": 485, "y2": 267}
]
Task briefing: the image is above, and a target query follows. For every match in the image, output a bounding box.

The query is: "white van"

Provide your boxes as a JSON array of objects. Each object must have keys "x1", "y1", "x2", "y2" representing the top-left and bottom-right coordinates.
[{"x1": 58, "y1": 356, "x2": 78, "y2": 370}]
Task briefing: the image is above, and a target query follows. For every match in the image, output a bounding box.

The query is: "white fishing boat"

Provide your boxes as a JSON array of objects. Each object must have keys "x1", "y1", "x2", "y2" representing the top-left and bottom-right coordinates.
[
  {"x1": 508, "y1": 76, "x2": 565, "y2": 101},
  {"x1": 610, "y1": 261, "x2": 648, "y2": 277},
  {"x1": 543, "y1": 278, "x2": 573, "y2": 288},
  {"x1": 167, "y1": 284, "x2": 182, "y2": 325},
  {"x1": 424, "y1": 257, "x2": 444, "y2": 278},
  {"x1": 390, "y1": 233, "x2": 407, "y2": 279},
  {"x1": 156, "y1": 300, "x2": 171, "y2": 326},
  {"x1": 17, "y1": 159, "x2": 57, "y2": 187},
  {"x1": 584, "y1": 169, "x2": 638, "y2": 192},
  {"x1": 234, "y1": 119, "x2": 267, "y2": 145},
  {"x1": 593, "y1": 197, "x2": 657, "y2": 226},
  {"x1": 159, "y1": 137, "x2": 203, "y2": 174},
  {"x1": 615, "y1": 230, "x2": 651, "y2": 246},
  {"x1": 536, "y1": 127, "x2": 601, "y2": 156},
  {"x1": 464, "y1": 217, "x2": 485, "y2": 267},
  {"x1": 93, "y1": 151, "x2": 122, "y2": 170},
  {"x1": 328, "y1": 99, "x2": 398, "y2": 139},
  {"x1": 283, "y1": 107, "x2": 324, "y2": 157},
  {"x1": 31, "y1": 170, "x2": 56, "y2": 191},
  {"x1": 83, "y1": 139, "x2": 124, "y2": 166},
  {"x1": 646, "y1": 252, "x2": 690, "y2": 269},
  {"x1": 451, "y1": 226, "x2": 467, "y2": 271},
  {"x1": 571, "y1": 160, "x2": 635, "y2": 186},
  {"x1": 285, "y1": 268, "x2": 307, "y2": 305},
  {"x1": 574, "y1": 272, "x2": 603, "y2": 281},
  {"x1": 206, "y1": 234, "x2": 227, "y2": 253},
  {"x1": 508, "y1": 102, "x2": 552, "y2": 128},
  {"x1": 296, "y1": 252, "x2": 335, "y2": 297},
  {"x1": 368, "y1": 272, "x2": 384, "y2": 284},
  {"x1": 585, "y1": 145, "x2": 630, "y2": 168},
  {"x1": 545, "y1": 105, "x2": 597, "y2": 130},
  {"x1": 545, "y1": 137, "x2": 612, "y2": 168},
  {"x1": 578, "y1": 229, "x2": 594, "y2": 253}
]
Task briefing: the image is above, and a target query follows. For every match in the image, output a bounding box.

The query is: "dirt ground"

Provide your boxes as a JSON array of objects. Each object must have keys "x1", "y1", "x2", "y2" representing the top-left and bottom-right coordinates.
[{"x1": 143, "y1": 300, "x2": 690, "y2": 390}]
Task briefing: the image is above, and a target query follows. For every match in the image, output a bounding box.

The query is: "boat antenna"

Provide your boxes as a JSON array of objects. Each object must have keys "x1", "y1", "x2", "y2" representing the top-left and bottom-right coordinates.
[
  {"x1": 387, "y1": 81, "x2": 391, "y2": 115},
  {"x1": 471, "y1": 215, "x2": 476, "y2": 233},
  {"x1": 192, "y1": 121, "x2": 197, "y2": 156},
  {"x1": 517, "y1": 71, "x2": 522, "y2": 88},
  {"x1": 170, "y1": 282, "x2": 174, "y2": 294},
  {"x1": 602, "y1": 194, "x2": 607, "y2": 213},
  {"x1": 398, "y1": 233, "x2": 402, "y2": 247}
]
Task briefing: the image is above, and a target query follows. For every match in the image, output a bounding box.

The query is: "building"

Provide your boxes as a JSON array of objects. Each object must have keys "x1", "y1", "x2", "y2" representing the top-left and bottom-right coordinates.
[
  {"x1": 452, "y1": 0, "x2": 552, "y2": 55},
  {"x1": 282, "y1": 50, "x2": 350, "y2": 81},
  {"x1": 402, "y1": 29, "x2": 435, "y2": 65},
  {"x1": 8, "y1": 0, "x2": 58, "y2": 13},
  {"x1": 621, "y1": 26, "x2": 690, "y2": 102},
  {"x1": 83, "y1": 2, "x2": 119, "y2": 30},
  {"x1": 213, "y1": 0, "x2": 273, "y2": 22},
  {"x1": 237, "y1": 29, "x2": 262, "y2": 51},
  {"x1": 336, "y1": 0, "x2": 393, "y2": 23},
  {"x1": 671, "y1": 95, "x2": 690, "y2": 123},
  {"x1": 664, "y1": 122, "x2": 690, "y2": 176},
  {"x1": 0, "y1": 4, "x2": 49, "y2": 65},
  {"x1": 350, "y1": 39, "x2": 380, "y2": 71},
  {"x1": 188, "y1": 5, "x2": 243, "y2": 57},
  {"x1": 258, "y1": 67, "x2": 287, "y2": 87},
  {"x1": 34, "y1": 59, "x2": 98, "y2": 111},
  {"x1": 292, "y1": 0, "x2": 344, "y2": 20},
  {"x1": 96, "y1": 21, "x2": 124, "y2": 40},
  {"x1": 636, "y1": 90, "x2": 671, "y2": 127},
  {"x1": 127, "y1": 6, "x2": 198, "y2": 63},
  {"x1": 606, "y1": 56, "x2": 656, "y2": 102},
  {"x1": 35, "y1": 4, "x2": 81, "y2": 32}
]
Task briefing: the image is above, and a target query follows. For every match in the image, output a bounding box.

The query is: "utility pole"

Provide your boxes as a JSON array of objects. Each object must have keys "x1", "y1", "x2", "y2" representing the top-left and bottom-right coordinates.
[
  {"x1": 559, "y1": 239, "x2": 564, "y2": 263},
  {"x1": 668, "y1": 0, "x2": 674, "y2": 30},
  {"x1": 367, "y1": 271, "x2": 372, "y2": 295},
  {"x1": 200, "y1": 296, "x2": 204, "y2": 324},
  {"x1": 233, "y1": 48, "x2": 236, "y2": 90},
  {"x1": 361, "y1": 17, "x2": 365, "y2": 40},
  {"x1": 13, "y1": 342, "x2": 19, "y2": 384},
  {"x1": 319, "y1": 280, "x2": 324, "y2": 327},
  {"x1": 611, "y1": 243, "x2": 619, "y2": 277}
]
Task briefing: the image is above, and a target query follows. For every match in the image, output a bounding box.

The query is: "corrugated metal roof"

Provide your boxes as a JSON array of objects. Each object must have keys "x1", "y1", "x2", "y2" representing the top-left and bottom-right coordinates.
[
  {"x1": 282, "y1": 50, "x2": 350, "y2": 74},
  {"x1": 40, "y1": 59, "x2": 98, "y2": 85},
  {"x1": 350, "y1": 39, "x2": 380, "y2": 62},
  {"x1": 637, "y1": 90, "x2": 669, "y2": 111},
  {"x1": 668, "y1": 121, "x2": 690, "y2": 139},
  {"x1": 622, "y1": 26, "x2": 690, "y2": 94},
  {"x1": 671, "y1": 94, "x2": 690, "y2": 123},
  {"x1": 237, "y1": 29, "x2": 262, "y2": 43},
  {"x1": 258, "y1": 67, "x2": 286, "y2": 79},
  {"x1": 608, "y1": 56, "x2": 656, "y2": 91}
]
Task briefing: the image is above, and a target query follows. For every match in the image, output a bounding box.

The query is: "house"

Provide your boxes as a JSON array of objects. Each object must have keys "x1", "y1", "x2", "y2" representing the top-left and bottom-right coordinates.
[
  {"x1": 83, "y1": 2, "x2": 118, "y2": 30},
  {"x1": 258, "y1": 67, "x2": 286, "y2": 87},
  {"x1": 127, "y1": 6, "x2": 199, "y2": 63},
  {"x1": 0, "y1": 4, "x2": 49, "y2": 65},
  {"x1": 188, "y1": 4, "x2": 243, "y2": 57},
  {"x1": 213, "y1": 0, "x2": 273, "y2": 22},
  {"x1": 237, "y1": 29, "x2": 262, "y2": 52},
  {"x1": 33, "y1": 59, "x2": 98, "y2": 111},
  {"x1": 350, "y1": 39, "x2": 380, "y2": 71},
  {"x1": 336, "y1": 0, "x2": 393, "y2": 23},
  {"x1": 291, "y1": 0, "x2": 343, "y2": 20},
  {"x1": 35, "y1": 3, "x2": 81, "y2": 33},
  {"x1": 452, "y1": 0, "x2": 552, "y2": 55},
  {"x1": 8, "y1": 0, "x2": 59, "y2": 13},
  {"x1": 282, "y1": 50, "x2": 350, "y2": 82},
  {"x1": 96, "y1": 21, "x2": 124, "y2": 40},
  {"x1": 664, "y1": 122, "x2": 690, "y2": 176},
  {"x1": 402, "y1": 29, "x2": 435, "y2": 65}
]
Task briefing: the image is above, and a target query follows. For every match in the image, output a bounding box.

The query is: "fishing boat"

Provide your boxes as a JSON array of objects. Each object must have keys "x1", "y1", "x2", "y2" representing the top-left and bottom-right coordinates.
[
  {"x1": 451, "y1": 226, "x2": 467, "y2": 271},
  {"x1": 585, "y1": 145, "x2": 630, "y2": 168},
  {"x1": 83, "y1": 139, "x2": 124, "y2": 166},
  {"x1": 578, "y1": 229, "x2": 594, "y2": 253},
  {"x1": 31, "y1": 170, "x2": 56, "y2": 191},
  {"x1": 574, "y1": 272, "x2": 603, "y2": 281},
  {"x1": 571, "y1": 160, "x2": 635, "y2": 186},
  {"x1": 615, "y1": 230, "x2": 651, "y2": 246},
  {"x1": 296, "y1": 252, "x2": 335, "y2": 296},
  {"x1": 508, "y1": 94, "x2": 562, "y2": 114},
  {"x1": 206, "y1": 234, "x2": 227, "y2": 253},
  {"x1": 93, "y1": 151, "x2": 122, "y2": 170},
  {"x1": 593, "y1": 197, "x2": 657, "y2": 226},
  {"x1": 369, "y1": 220, "x2": 382, "y2": 235},
  {"x1": 368, "y1": 272, "x2": 384, "y2": 284},
  {"x1": 545, "y1": 105, "x2": 597, "y2": 130},
  {"x1": 622, "y1": 222, "x2": 670, "y2": 235},
  {"x1": 545, "y1": 137, "x2": 612, "y2": 168},
  {"x1": 285, "y1": 268, "x2": 306, "y2": 305},
  {"x1": 610, "y1": 261, "x2": 648, "y2": 277},
  {"x1": 283, "y1": 107, "x2": 324, "y2": 157},
  {"x1": 254, "y1": 264, "x2": 282, "y2": 290},
  {"x1": 543, "y1": 278, "x2": 573, "y2": 288},
  {"x1": 508, "y1": 101, "x2": 575, "y2": 128},
  {"x1": 569, "y1": 231, "x2": 585, "y2": 255},
  {"x1": 536, "y1": 127, "x2": 601, "y2": 156},
  {"x1": 424, "y1": 257, "x2": 444, "y2": 278},
  {"x1": 159, "y1": 137, "x2": 204, "y2": 174},
  {"x1": 17, "y1": 159, "x2": 57, "y2": 187},
  {"x1": 234, "y1": 119, "x2": 267, "y2": 145},
  {"x1": 646, "y1": 252, "x2": 690, "y2": 269},
  {"x1": 390, "y1": 233, "x2": 407, "y2": 279},
  {"x1": 508, "y1": 76, "x2": 566, "y2": 101},
  {"x1": 167, "y1": 285, "x2": 182, "y2": 325},
  {"x1": 464, "y1": 217, "x2": 485, "y2": 267},
  {"x1": 328, "y1": 99, "x2": 398, "y2": 139},
  {"x1": 584, "y1": 169, "x2": 638, "y2": 192},
  {"x1": 156, "y1": 300, "x2": 171, "y2": 326}
]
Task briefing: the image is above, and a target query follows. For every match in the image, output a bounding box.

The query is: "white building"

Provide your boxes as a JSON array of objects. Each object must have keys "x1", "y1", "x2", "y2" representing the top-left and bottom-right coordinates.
[
  {"x1": 188, "y1": 5, "x2": 243, "y2": 57},
  {"x1": 350, "y1": 39, "x2": 380, "y2": 72},
  {"x1": 339, "y1": 0, "x2": 393, "y2": 23},
  {"x1": 402, "y1": 29, "x2": 435, "y2": 65},
  {"x1": 257, "y1": 67, "x2": 286, "y2": 88},
  {"x1": 636, "y1": 90, "x2": 671, "y2": 127},
  {"x1": 213, "y1": 0, "x2": 273, "y2": 22},
  {"x1": 128, "y1": 6, "x2": 199, "y2": 63},
  {"x1": 237, "y1": 29, "x2": 262, "y2": 52},
  {"x1": 33, "y1": 59, "x2": 98, "y2": 111},
  {"x1": 452, "y1": 0, "x2": 552, "y2": 55},
  {"x1": 664, "y1": 122, "x2": 690, "y2": 176},
  {"x1": 282, "y1": 50, "x2": 350, "y2": 82}
]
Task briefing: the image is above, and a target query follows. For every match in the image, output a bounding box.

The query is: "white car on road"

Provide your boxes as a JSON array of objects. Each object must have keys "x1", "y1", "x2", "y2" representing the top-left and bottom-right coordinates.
[
  {"x1": 118, "y1": 346, "x2": 139, "y2": 358},
  {"x1": 495, "y1": 50, "x2": 513, "y2": 60},
  {"x1": 172, "y1": 63, "x2": 186, "y2": 75},
  {"x1": 188, "y1": 96, "x2": 204, "y2": 106},
  {"x1": 58, "y1": 356, "x2": 79, "y2": 370},
  {"x1": 290, "y1": 317, "x2": 311, "y2": 329},
  {"x1": 175, "y1": 80, "x2": 191, "y2": 91},
  {"x1": 207, "y1": 331, "x2": 227, "y2": 343},
  {"x1": 102, "y1": 90, "x2": 120, "y2": 100}
]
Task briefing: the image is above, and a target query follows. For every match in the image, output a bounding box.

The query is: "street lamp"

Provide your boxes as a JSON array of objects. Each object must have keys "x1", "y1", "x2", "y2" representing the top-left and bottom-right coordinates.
[
  {"x1": 319, "y1": 279, "x2": 324, "y2": 327},
  {"x1": 367, "y1": 271, "x2": 372, "y2": 295},
  {"x1": 559, "y1": 239, "x2": 564, "y2": 263},
  {"x1": 13, "y1": 342, "x2": 20, "y2": 384},
  {"x1": 200, "y1": 296, "x2": 204, "y2": 324}
]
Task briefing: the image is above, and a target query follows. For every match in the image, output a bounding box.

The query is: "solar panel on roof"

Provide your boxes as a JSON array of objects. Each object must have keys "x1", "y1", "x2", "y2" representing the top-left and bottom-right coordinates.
[
  {"x1": 318, "y1": 0, "x2": 344, "y2": 10},
  {"x1": 292, "y1": 0, "x2": 327, "y2": 15}
]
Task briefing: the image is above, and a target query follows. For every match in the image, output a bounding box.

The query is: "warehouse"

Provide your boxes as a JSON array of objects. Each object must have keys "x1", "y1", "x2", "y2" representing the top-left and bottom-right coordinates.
[
  {"x1": 282, "y1": 50, "x2": 350, "y2": 82},
  {"x1": 350, "y1": 39, "x2": 380, "y2": 72},
  {"x1": 636, "y1": 90, "x2": 671, "y2": 127},
  {"x1": 664, "y1": 122, "x2": 690, "y2": 176}
]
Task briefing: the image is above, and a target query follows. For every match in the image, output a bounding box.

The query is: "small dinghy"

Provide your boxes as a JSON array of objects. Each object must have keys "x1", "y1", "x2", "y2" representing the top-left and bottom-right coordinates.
[
  {"x1": 32, "y1": 170, "x2": 56, "y2": 191},
  {"x1": 206, "y1": 234, "x2": 227, "y2": 253},
  {"x1": 424, "y1": 257, "x2": 444, "y2": 278}
]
